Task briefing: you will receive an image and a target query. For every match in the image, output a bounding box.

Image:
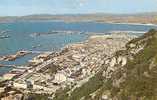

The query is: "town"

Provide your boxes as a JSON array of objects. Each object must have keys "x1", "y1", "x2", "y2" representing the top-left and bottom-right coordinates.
[{"x1": 0, "y1": 32, "x2": 136, "y2": 99}]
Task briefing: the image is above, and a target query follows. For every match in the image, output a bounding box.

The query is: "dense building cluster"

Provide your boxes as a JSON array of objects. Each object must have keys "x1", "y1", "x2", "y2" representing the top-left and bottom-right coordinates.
[{"x1": 0, "y1": 33, "x2": 136, "y2": 99}]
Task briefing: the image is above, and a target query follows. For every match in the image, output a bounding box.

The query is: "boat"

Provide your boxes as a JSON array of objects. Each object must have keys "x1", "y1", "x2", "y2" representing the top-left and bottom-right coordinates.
[
  {"x1": 0, "y1": 35, "x2": 10, "y2": 39},
  {"x1": 32, "y1": 44, "x2": 41, "y2": 48}
]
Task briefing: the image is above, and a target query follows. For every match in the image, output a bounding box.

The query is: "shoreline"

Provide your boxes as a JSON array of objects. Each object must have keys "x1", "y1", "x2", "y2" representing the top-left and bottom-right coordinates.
[
  {"x1": 0, "y1": 30, "x2": 141, "y2": 66},
  {"x1": 96, "y1": 21, "x2": 157, "y2": 27}
]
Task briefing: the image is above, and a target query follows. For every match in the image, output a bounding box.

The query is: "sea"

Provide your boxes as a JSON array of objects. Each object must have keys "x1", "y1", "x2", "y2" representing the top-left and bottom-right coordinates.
[{"x1": 0, "y1": 21, "x2": 157, "y2": 75}]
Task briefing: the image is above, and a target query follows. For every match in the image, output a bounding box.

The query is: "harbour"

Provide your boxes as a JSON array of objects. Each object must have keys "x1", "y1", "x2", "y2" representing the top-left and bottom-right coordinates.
[{"x1": 0, "y1": 21, "x2": 157, "y2": 76}]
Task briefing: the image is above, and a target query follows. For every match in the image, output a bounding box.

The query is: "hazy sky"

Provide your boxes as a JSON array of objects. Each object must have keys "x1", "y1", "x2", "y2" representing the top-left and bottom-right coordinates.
[{"x1": 0, "y1": 0, "x2": 157, "y2": 16}]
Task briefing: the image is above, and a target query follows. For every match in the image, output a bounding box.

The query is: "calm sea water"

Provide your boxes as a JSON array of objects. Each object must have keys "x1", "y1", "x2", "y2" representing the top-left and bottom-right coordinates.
[{"x1": 0, "y1": 21, "x2": 157, "y2": 75}]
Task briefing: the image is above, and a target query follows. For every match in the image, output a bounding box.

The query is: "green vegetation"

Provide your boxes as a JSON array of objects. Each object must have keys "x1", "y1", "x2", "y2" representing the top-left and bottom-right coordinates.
[
  {"x1": 54, "y1": 71, "x2": 105, "y2": 100},
  {"x1": 53, "y1": 87, "x2": 70, "y2": 100},
  {"x1": 69, "y1": 72, "x2": 104, "y2": 100},
  {"x1": 110, "y1": 29, "x2": 157, "y2": 100},
  {"x1": 24, "y1": 93, "x2": 51, "y2": 100}
]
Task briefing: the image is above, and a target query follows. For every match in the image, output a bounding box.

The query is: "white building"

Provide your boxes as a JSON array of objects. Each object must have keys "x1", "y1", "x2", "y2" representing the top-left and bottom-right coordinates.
[
  {"x1": 13, "y1": 82, "x2": 27, "y2": 89},
  {"x1": 53, "y1": 73, "x2": 67, "y2": 84}
]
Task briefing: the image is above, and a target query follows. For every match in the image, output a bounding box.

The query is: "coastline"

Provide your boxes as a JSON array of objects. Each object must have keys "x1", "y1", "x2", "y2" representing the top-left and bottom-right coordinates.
[
  {"x1": 1, "y1": 19, "x2": 157, "y2": 27},
  {"x1": 0, "y1": 21, "x2": 154, "y2": 77},
  {"x1": 96, "y1": 21, "x2": 157, "y2": 27}
]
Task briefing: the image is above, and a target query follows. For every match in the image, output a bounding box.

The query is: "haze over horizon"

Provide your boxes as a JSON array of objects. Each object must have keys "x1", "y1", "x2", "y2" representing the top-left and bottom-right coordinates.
[{"x1": 0, "y1": 0, "x2": 157, "y2": 16}]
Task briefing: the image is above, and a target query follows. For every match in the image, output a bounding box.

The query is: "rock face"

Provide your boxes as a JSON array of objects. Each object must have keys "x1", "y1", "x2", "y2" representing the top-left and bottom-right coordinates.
[{"x1": 98, "y1": 29, "x2": 157, "y2": 100}]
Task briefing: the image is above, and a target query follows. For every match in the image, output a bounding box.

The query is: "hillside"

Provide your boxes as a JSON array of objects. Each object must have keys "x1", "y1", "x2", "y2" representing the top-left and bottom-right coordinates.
[
  {"x1": 51, "y1": 29, "x2": 157, "y2": 100},
  {"x1": 109, "y1": 29, "x2": 157, "y2": 100}
]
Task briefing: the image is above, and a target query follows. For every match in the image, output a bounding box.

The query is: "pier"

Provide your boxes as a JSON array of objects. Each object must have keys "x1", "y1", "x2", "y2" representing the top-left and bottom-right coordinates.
[{"x1": 0, "y1": 64, "x2": 17, "y2": 68}]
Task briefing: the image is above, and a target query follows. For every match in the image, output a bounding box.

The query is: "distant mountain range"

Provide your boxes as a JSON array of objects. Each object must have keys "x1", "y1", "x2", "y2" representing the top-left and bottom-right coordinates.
[{"x1": 0, "y1": 12, "x2": 157, "y2": 24}]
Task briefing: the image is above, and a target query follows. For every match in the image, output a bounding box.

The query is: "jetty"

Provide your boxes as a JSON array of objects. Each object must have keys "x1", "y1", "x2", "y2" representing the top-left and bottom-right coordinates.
[{"x1": 0, "y1": 64, "x2": 16, "y2": 68}]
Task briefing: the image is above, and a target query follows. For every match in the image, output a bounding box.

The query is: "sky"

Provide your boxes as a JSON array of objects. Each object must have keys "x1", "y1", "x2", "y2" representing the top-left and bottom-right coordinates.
[{"x1": 0, "y1": 0, "x2": 157, "y2": 16}]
